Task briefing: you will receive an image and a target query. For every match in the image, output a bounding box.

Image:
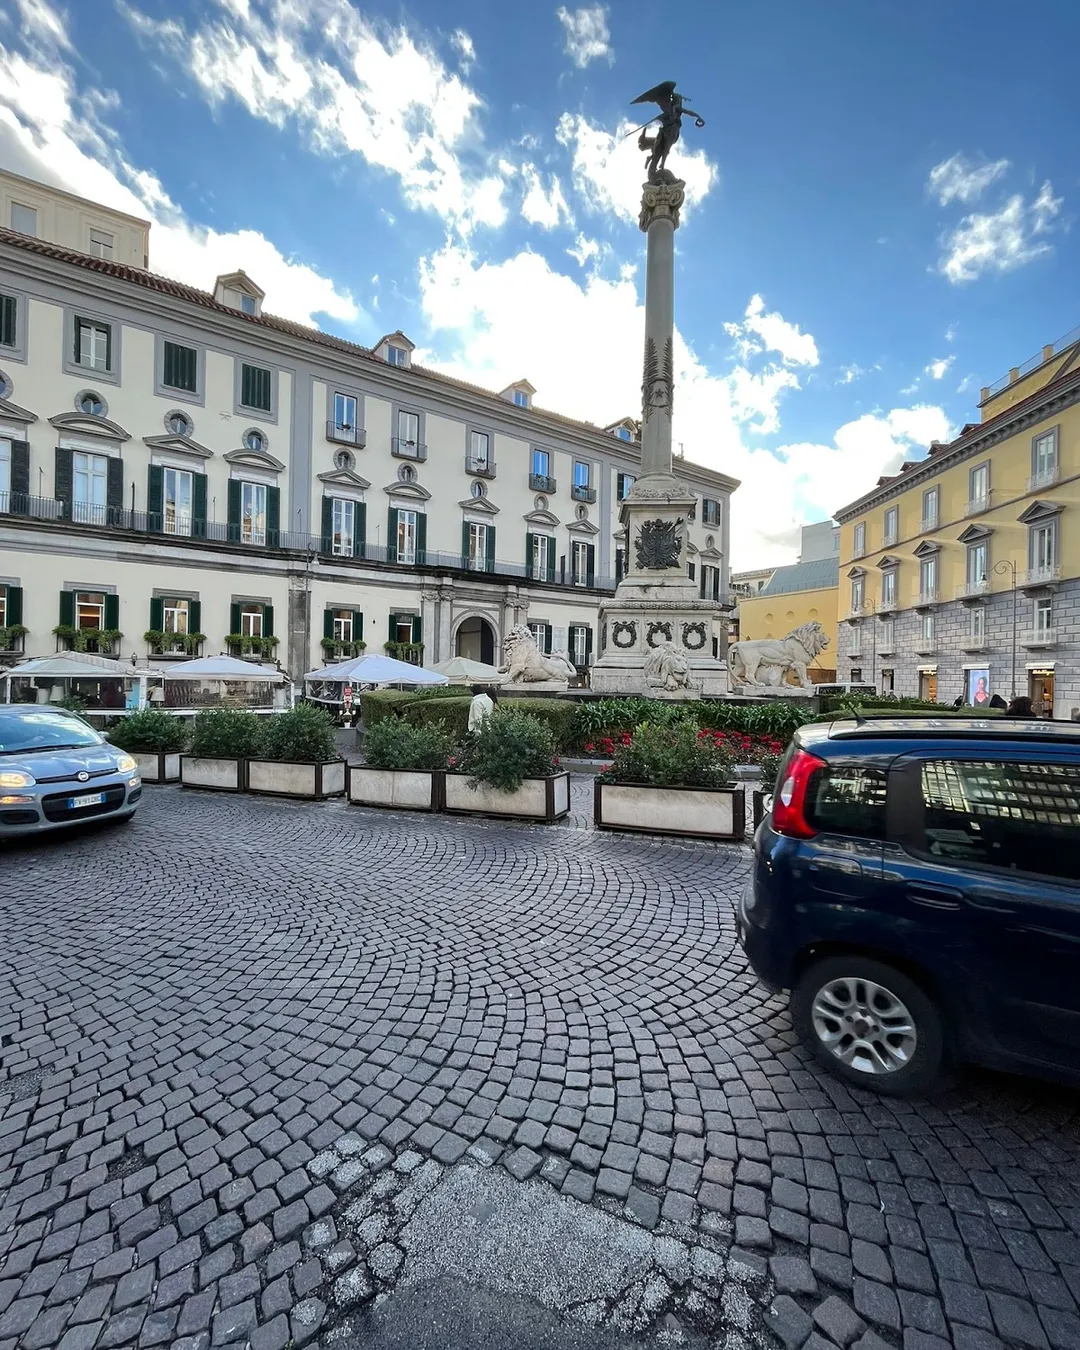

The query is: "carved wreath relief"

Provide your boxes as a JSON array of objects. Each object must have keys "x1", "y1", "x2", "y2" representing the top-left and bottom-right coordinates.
[
  {"x1": 646, "y1": 621, "x2": 673, "y2": 648},
  {"x1": 681, "y1": 621, "x2": 707, "y2": 651},
  {"x1": 634, "y1": 518, "x2": 682, "y2": 570},
  {"x1": 611, "y1": 620, "x2": 638, "y2": 649},
  {"x1": 642, "y1": 336, "x2": 675, "y2": 424}
]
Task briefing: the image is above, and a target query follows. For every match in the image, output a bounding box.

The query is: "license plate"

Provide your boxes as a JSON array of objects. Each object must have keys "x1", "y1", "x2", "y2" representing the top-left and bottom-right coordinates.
[{"x1": 68, "y1": 792, "x2": 105, "y2": 809}]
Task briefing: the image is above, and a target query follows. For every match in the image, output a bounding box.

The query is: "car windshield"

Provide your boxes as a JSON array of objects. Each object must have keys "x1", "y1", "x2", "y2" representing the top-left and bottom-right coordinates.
[{"x1": 0, "y1": 710, "x2": 104, "y2": 753}]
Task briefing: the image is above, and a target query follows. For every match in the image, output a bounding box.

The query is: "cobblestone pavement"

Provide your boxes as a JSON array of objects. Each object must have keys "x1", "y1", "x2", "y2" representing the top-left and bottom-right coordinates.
[{"x1": 1, "y1": 788, "x2": 1079, "y2": 1350}]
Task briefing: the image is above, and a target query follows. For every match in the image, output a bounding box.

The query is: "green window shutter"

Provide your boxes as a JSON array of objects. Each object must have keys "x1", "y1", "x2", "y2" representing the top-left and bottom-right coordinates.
[
  {"x1": 189, "y1": 600, "x2": 202, "y2": 633},
  {"x1": 353, "y1": 611, "x2": 364, "y2": 641},
  {"x1": 0, "y1": 294, "x2": 15, "y2": 347},
  {"x1": 10, "y1": 441, "x2": 29, "y2": 501},
  {"x1": 192, "y1": 473, "x2": 208, "y2": 539},
  {"x1": 59, "y1": 591, "x2": 75, "y2": 627},
  {"x1": 104, "y1": 594, "x2": 120, "y2": 631},
  {"x1": 543, "y1": 623, "x2": 553, "y2": 654},
  {"x1": 106, "y1": 457, "x2": 124, "y2": 520},
  {"x1": 6, "y1": 586, "x2": 23, "y2": 626},
  {"x1": 412, "y1": 615, "x2": 423, "y2": 644},
  {"x1": 525, "y1": 531, "x2": 535, "y2": 569},
  {"x1": 387, "y1": 612, "x2": 400, "y2": 645},
  {"x1": 546, "y1": 536, "x2": 556, "y2": 580},
  {"x1": 354, "y1": 502, "x2": 367, "y2": 559},
  {"x1": 241, "y1": 364, "x2": 271, "y2": 411},
  {"x1": 585, "y1": 626, "x2": 593, "y2": 659},
  {"x1": 321, "y1": 496, "x2": 334, "y2": 553},
  {"x1": 266, "y1": 486, "x2": 280, "y2": 546},
  {"x1": 486, "y1": 524, "x2": 496, "y2": 571},
  {"x1": 163, "y1": 341, "x2": 197, "y2": 393},
  {"x1": 324, "y1": 608, "x2": 335, "y2": 640},
  {"x1": 416, "y1": 513, "x2": 427, "y2": 564},
  {"x1": 461, "y1": 520, "x2": 471, "y2": 564},
  {"x1": 147, "y1": 464, "x2": 164, "y2": 532},
  {"x1": 586, "y1": 544, "x2": 596, "y2": 586},
  {"x1": 149, "y1": 597, "x2": 164, "y2": 631},
  {"x1": 230, "y1": 602, "x2": 241, "y2": 634},
  {"x1": 55, "y1": 446, "x2": 74, "y2": 518},
  {"x1": 387, "y1": 507, "x2": 399, "y2": 563},
  {"x1": 262, "y1": 605, "x2": 274, "y2": 638},
  {"x1": 227, "y1": 480, "x2": 241, "y2": 542}
]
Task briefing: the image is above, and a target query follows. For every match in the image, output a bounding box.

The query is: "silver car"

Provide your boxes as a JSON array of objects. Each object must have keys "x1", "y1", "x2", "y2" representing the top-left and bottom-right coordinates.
[{"x1": 0, "y1": 705, "x2": 141, "y2": 837}]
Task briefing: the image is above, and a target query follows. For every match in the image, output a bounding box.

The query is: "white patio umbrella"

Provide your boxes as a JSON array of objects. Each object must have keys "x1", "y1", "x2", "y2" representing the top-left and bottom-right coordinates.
[
  {"x1": 429, "y1": 656, "x2": 503, "y2": 685},
  {"x1": 148, "y1": 655, "x2": 285, "y2": 681},
  {"x1": 302, "y1": 653, "x2": 448, "y2": 686},
  {"x1": 5, "y1": 654, "x2": 131, "y2": 680}
]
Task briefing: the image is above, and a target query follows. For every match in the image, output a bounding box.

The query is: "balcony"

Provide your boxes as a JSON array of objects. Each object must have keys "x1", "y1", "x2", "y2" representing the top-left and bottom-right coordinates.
[
  {"x1": 955, "y1": 578, "x2": 991, "y2": 600},
  {"x1": 226, "y1": 635, "x2": 279, "y2": 661},
  {"x1": 961, "y1": 634, "x2": 989, "y2": 652},
  {"x1": 1021, "y1": 628, "x2": 1057, "y2": 648},
  {"x1": 846, "y1": 646, "x2": 864, "y2": 660},
  {"x1": 54, "y1": 627, "x2": 122, "y2": 657},
  {"x1": 915, "y1": 589, "x2": 939, "y2": 607},
  {"x1": 384, "y1": 641, "x2": 424, "y2": 665},
  {"x1": 882, "y1": 531, "x2": 898, "y2": 549},
  {"x1": 914, "y1": 636, "x2": 936, "y2": 655},
  {"x1": 1027, "y1": 466, "x2": 1059, "y2": 492},
  {"x1": 1, "y1": 491, "x2": 64, "y2": 520},
  {"x1": 878, "y1": 639, "x2": 895, "y2": 656},
  {"x1": 846, "y1": 602, "x2": 868, "y2": 619},
  {"x1": 144, "y1": 631, "x2": 206, "y2": 660},
  {"x1": 320, "y1": 638, "x2": 367, "y2": 662},
  {"x1": 571, "y1": 484, "x2": 597, "y2": 503},
  {"x1": 391, "y1": 437, "x2": 427, "y2": 462},
  {"x1": 0, "y1": 624, "x2": 27, "y2": 658},
  {"x1": 326, "y1": 420, "x2": 366, "y2": 448},
  {"x1": 465, "y1": 456, "x2": 496, "y2": 478},
  {"x1": 919, "y1": 515, "x2": 939, "y2": 534},
  {"x1": 529, "y1": 472, "x2": 557, "y2": 493},
  {"x1": 878, "y1": 593, "x2": 897, "y2": 615},
  {"x1": 964, "y1": 494, "x2": 991, "y2": 518},
  {"x1": 1024, "y1": 564, "x2": 1061, "y2": 587}
]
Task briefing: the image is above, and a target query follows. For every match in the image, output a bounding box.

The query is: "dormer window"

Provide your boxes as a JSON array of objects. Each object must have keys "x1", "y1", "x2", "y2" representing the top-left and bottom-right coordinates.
[
  {"x1": 616, "y1": 426, "x2": 631, "y2": 441},
  {"x1": 501, "y1": 380, "x2": 535, "y2": 410},
  {"x1": 241, "y1": 294, "x2": 256, "y2": 316},
  {"x1": 213, "y1": 271, "x2": 265, "y2": 318},
  {"x1": 388, "y1": 345, "x2": 408, "y2": 368},
  {"x1": 513, "y1": 389, "x2": 529, "y2": 409},
  {"x1": 375, "y1": 332, "x2": 415, "y2": 368}
]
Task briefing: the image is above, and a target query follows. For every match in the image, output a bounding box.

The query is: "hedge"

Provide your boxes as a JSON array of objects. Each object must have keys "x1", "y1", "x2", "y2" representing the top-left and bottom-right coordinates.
[
  {"x1": 358, "y1": 689, "x2": 419, "y2": 726},
  {"x1": 405, "y1": 695, "x2": 579, "y2": 747}
]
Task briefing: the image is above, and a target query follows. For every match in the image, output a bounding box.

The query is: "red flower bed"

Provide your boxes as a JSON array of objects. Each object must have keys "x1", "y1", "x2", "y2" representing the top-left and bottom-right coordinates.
[{"x1": 583, "y1": 728, "x2": 782, "y2": 764}]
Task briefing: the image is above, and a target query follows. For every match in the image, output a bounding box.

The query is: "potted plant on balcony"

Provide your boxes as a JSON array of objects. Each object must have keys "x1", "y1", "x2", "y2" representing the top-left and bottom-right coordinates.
[
  {"x1": 321, "y1": 637, "x2": 367, "y2": 661},
  {"x1": 247, "y1": 704, "x2": 345, "y2": 800},
  {"x1": 109, "y1": 708, "x2": 187, "y2": 783},
  {"x1": 53, "y1": 625, "x2": 124, "y2": 655},
  {"x1": 348, "y1": 718, "x2": 453, "y2": 812},
  {"x1": 445, "y1": 708, "x2": 570, "y2": 822},
  {"x1": 594, "y1": 721, "x2": 745, "y2": 841},
  {"x1": 0, "y1": 623, "x2": 29, "y2": 656},
  {"x1": 383, "y1": 640, "x2": 424, "y2": 664},
  {"x1": 144, "y1": 629, "x2": 207, "y2": 659},
  {"x1": 181, "y1": 708, "x2": 264, "y2": 791},
  {"x1": 226, "y1": 633, "x2": 279, "y2": 660}
]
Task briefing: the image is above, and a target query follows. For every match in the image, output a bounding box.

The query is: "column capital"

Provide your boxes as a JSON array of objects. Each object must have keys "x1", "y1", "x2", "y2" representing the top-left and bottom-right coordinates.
[{"x1": 639, "y1": 175, "x2": 686, "y2": 232}]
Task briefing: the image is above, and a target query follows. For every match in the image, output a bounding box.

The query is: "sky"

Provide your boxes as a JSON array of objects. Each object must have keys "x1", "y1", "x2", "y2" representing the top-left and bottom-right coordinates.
[{"x1": 0, "y1": 0, "x2": 1076, "y2": 567}]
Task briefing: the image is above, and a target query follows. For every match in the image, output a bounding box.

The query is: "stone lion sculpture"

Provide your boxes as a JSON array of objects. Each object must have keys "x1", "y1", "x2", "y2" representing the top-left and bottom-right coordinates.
[
  {"x1": 500, "y1": 625, "x2": 576, "y2": 684},
  {"x1": 728, "y1": 621, "x2": 829, "y2": 691},
  {"x1": 643, "y1": 640, "x2": 692, "y2": 692}
]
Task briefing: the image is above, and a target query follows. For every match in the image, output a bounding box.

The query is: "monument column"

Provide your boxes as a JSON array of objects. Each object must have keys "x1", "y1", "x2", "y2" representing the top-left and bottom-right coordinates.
[{"x1": 638, "y1": 178, "x2": 683, "y2": 479}]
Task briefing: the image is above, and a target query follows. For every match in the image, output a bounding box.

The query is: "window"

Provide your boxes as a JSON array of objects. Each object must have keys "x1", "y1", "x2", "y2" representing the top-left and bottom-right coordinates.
[
  {"x1": 0, "y1": 293, "x2": 16, "y2": 348},
  {"x1": 397, "y1": 509, "x2": 418, "y2": 565},
  {"x1": 75, "y1": 317, "x2": 111, "y2": 372},
  {"x1": 969, "y1": 606, "x2": 986, "y2": 644},
  {"x1": 1034, "y1": 596, "x2": 1053, "y2": 638},
  {"x1": 73, "y1": 452, "x2": 108, "y2": 524},
  {"x1": 10, "y1": 202, "x2": 36, "y2": 236},
  {"x1": 853, "y1": 522, "x2": 866, "y2": 556},
  {"x1": 392, "y1": 614, "x2": 416, "y2": 644},
  {"x1": 387, "y1": 345, "x2": 408, "y2": 367},
  {"x1": 241, "y1": 481, "x2": 267, "y2": 545},
  {"x1": 805, "y1": 766, "x2": 887, "y2": 839},
  {"x1": 396, "y1": 409, "x2": 421, "y2": 455},
  {"x1": 333, "y1": 448, "x2": 355, "y2": 472},
  {"x1": 532, "y1": 448, "x2": 550, "y2": 478},
  {"x1": 240, "y1": 363, "x2": 272, "y2": 413},
  {"x1": 77, "y1": 391, "x2": 105, "y2": 416},
  {"x1": 1030, "y1": 521, "x2": 1056, "y2": 576},
  {"x1": 163, "y1": 340, "x2": 198, "y2": 393},
  {"x1": 0, "y1": 439, "x2": 9, "y2": 499},
  {"x1": 0, "y1": 589, "x2": 6, "y2": 627},
  {"x1": 848, "y1": 625, "x2": 863, "y2": 657},
  {"x1": 850, "y1": 577, "x2": 864, "y2": 612},
  {"x1": 331, "y1": 609, "x2": 353, "y2": 642},
  {"x1": 163, "y1": 467, "x2": 193, "y2": 537},
  {"x1": 569, "y1": 625, "x2": 590, "y2": 665},
  {"x1": 1032, "y1": 430, "x2": 1058, "y2": 487},
  {"x1": 967, "y1": 540, "x2": 988, "y2": 588},
  {"x1": 513, "y1": 389, "x2": 529, "y2": 408},
  {"x1": 701, "y1": 564, "x2": 721, "y2": 601},
  {"x1": 702, "y1": 498, "x2": 721, "y2": 527},
  {"x1": 332, "y1": 392, "x2": 357, "y2": 439},
  {"x1": 573, "y1": 460, "x2": 590, "y2": 489},
  {"x1": 969, "y1": 462, "x2": 990, "y2": 510},
  {"x1": 572, "y1": 540, "x2": 590, "y2": 586},
  {"x1": 617, "y1": 472, "x2": 635, "y2": 501},
  {"x1": 920, "y1": 612, "x2": 935, "y2": 647},
  {"x1": 883, "y1": 506, "x2": 898, "y2": 545},
  {"x1": 163, "y1": 598, "x2": 190, "y2": 635},
  {"x1": 76, "y1": 591, "x2": 106, "y2": 630},
  {"x1": 615, "y1": 545, "x2": 626, "y2": 581},
  {"x1": 849, "y1": 668, "x2": 863, "y2": 684},
  {"x1": 88, "y1": 229, "x2": 113, "y2": 260},
  {"x1": 615, "y1": 426, "x2": 631, "y2": 441},
  {"x1": 240, "y1": 294, "x2": 257, "y2": 316},
  {"x1": 919, "y1": 556, "x2": 937, "y2": 599},
  {"x1": 531, "y1": 534, "x2": 549, "y2": 581},
  {"x1": 469, "y1": 430, "x2": 491, "y2": 469},
  {"x1": 881, "y1": 569, "x2": 896, "y2": 608},
  {"x1": 922, "y1": 486, "x2": 939, "y2": 530},
  {"x1": 880, "y1": 617, "x2": 895, "y2": 650},
  {"x1": 918, "y1": 759, "x2": 1080, "y2": 882},
  {"x1": 243, "y1": 428, "x2": 266, "y2": 453},
  {"x1": 467, "y1": 522, "x2": 488, "y2": 570},
  {"x1": 239, "y1": 604, "x2": 263, "y2": 638},
  {"x1": 166, "y1": 411, "x2": 193, "y2": 437},
  {"x1": 331, "y1": 498, "x2": 355, "y2": 556},
  {"x1": 527, "y1": 621, "x2": 550, "y2": 652}
]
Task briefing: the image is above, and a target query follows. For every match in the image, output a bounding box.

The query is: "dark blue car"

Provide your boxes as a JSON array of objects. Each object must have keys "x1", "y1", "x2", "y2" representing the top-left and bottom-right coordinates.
[{"x1": 738, "y1": 717, "x2": 1080, "y2": 1096}]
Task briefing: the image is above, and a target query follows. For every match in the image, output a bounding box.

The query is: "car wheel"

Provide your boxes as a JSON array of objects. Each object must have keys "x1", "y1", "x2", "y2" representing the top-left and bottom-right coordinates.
[{"x1": 792, "y1": 955, "x2": 944, "y2": 1096}]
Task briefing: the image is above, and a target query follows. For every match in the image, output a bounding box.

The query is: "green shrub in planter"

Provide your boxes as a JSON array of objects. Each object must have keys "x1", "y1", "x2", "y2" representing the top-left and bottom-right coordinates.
[
  {"x1": 260, "y1": 704, "x2": 337, "y2": 763},
  {"x1": 189, "y1": 708, "x2": 265, "y2": 759},
  {"x1": 53, "y1": 694, "x2": 89, "y2": 715},
  {"x1": 756, "y1": 750, "x2": 783, "y2": 791},
  {"x1": 406, "y1": 695, "x2": 578, "y2": 748},
  {"x1": 456, "y1": 708, "x2": 559, "y2": 793},
  {"x1": 597, "y1": 721, "x2": 735, "y2": 789},
  {"x1": 109, "y1": 709, "x2": 187, "y2": 753},
  {"x1": 406, "y1": 695, "x2": 472, "y2": 740},
  {"x1": 504, "y1": 698, "x2": 578, "y2": 749},
  {"x1": 363, "y1": 718, "x2": 454, "y2": 771},
  {"x1": 358, "y1": 689, "x2": 419, "y2": 727}
]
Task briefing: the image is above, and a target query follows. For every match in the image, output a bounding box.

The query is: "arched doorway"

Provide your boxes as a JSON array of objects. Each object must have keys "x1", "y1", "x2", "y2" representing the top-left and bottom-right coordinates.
[{"x1": 456, "y1": 616, "x2": 496, "y2": 666}]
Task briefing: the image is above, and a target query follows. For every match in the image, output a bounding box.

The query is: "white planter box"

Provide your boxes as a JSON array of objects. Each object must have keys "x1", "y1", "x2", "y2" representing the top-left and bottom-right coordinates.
[
  {"x1": 132, "y1": 751, "x2": 181, "y2": 783},
  {"x1": 180, "y1": 756, "x2": 245, "y2": 792},
  {"x1": 443, "y1": 772, "x2": 570, "y2": 822},
  {"x1": 348, "y1": 767, "x2": 443, "y2": 812},
  {"x1": 595, "y1": 782, "x2": 745, "y2": 841},
  {"x1": 247, "y1": 759, "x2": 346, "y2": 800}
]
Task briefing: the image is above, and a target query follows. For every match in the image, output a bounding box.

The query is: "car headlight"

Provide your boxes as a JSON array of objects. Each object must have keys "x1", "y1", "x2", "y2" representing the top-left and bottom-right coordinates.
[
  {"x1": 115, "y1": 756, "x2": 138, "y2": 774},
  {"x1": 0, "y1": 771, "x2": 35, "y2": 788}
]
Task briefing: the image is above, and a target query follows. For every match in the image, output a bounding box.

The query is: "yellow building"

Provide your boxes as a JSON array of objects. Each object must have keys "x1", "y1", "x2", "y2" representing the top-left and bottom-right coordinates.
[
  {"x1": 834, "y1": 329, "x2": 1080, "y2": 714},
  {"x1": 736, "y1": 557, "x2": 839, "y2": 682}
]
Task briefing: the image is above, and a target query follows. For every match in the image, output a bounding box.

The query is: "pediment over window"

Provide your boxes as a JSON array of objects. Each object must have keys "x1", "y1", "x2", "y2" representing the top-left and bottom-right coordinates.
[
  {"x1": 458, "y1": 496, "x2": 499, "y2": 515},
  {"x1": 523, "y1": 507, "x2": 560, "y2": 527},
  {"x1": 383, "y1": 480, "x2": 431, "y2": 501},
  {"x1": 877, "y1": 555, "x2": 900, "y2": 570},
  {"x1": 0, "y1": 396, "x2": 37, "y2": 425},
  {"x1": 49, "y1": 411, "x2": 130, "y2": 441},
  {"x1": 1017, "y1": 499, "x2": 1064, "y2": 523},
  {"x1": 685, "y1": 541, "x2": 699, "y2": 556},
  {"x1": 699, "y1": 546, "x2": 723, "y2": 561},
  {"x1": 847, "y1": 565, "x2": 867, "y2": 578},
  {"x1": 223, "y1": 447, "x2": 286, "y2": 472},
  {"x1": 143, "y1": 433, "x2": 213, "y2": 460},
  {"x1": 957, "y1": 523, "x2": 993, "y2": 543},
  {"x1": 318, "y1": 467, "x2": 370, "y2": 491},
  {"x1": 567, "y1": 517, "x2": 600, "y2": 536},
  {"x1": 912, "y1": 539, "x2": 941, "y2": 557}
]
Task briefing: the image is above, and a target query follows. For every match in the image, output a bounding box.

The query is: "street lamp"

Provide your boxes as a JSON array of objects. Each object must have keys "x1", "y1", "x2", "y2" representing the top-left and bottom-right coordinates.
[{"x1": 992, "y1": 559, "x2": 1019, "y2": 699}]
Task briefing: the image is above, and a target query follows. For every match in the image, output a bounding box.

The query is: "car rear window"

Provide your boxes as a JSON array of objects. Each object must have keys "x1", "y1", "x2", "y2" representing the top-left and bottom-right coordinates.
[
  {"x1": 0, "y1": 711, "x2": 103, "y2": 753},
  {"x1": 919, "y1": 759, "x2": 1080, "y2": 882},
  {"x1": 805, "y1": 765, "x2": 887, "y2": 838}
]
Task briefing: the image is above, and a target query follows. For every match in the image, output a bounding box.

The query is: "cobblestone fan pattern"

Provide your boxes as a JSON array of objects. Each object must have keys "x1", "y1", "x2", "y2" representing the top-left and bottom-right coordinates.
[{"x1": 1, "y1": 789, "x2": 1078, "y2": 1350}]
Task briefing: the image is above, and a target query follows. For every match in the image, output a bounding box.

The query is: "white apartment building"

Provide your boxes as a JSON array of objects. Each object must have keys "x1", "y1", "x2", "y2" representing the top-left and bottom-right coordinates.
[{"x1": 0, "y1": 182, "x2": 736, "y2": 679}]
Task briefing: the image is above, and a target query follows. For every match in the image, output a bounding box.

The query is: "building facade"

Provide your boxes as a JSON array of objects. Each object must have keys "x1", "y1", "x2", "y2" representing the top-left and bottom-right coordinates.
[
  {"x1": 0, "y1": 187, "x2": 736, "y2": 681},
  {"x1": 834, "y1": 331, "x2": 1080, "y2": 715},
  {"x1": 733, "y1": 557, "x2": 839, "y2": 683}
]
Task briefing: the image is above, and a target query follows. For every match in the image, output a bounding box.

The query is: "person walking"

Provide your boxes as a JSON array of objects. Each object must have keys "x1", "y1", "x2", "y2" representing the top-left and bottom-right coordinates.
[
  {"x1": 468, "y1": 683, "x2": 496, "y2": 733},
  {"x1": 1005, "y1": 695, "x2": 1035, "y2": 718}
]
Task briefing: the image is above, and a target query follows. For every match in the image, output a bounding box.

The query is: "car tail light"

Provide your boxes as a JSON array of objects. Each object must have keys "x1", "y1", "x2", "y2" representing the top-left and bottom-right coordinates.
[{"x1": 771, "y1": 748, "x2": 825, "y2": 839}]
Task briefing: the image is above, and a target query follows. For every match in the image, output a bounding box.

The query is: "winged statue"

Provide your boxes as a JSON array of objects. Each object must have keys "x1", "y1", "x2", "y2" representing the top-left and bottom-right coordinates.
[{"x1": 630, "y1": 81, "x2": 706, "y2": 179}]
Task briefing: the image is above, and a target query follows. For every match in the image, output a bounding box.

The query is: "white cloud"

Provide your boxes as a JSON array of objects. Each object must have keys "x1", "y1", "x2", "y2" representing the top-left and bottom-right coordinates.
[
  {"x1": 925, "y1": 355, "x2": 954, "y2": 380},
  {"x1": 944, "y1": 323, "x2": 957, "y2": 342},
  {"x1": 729, "y1": 294, "x2": 819, "y2": 368},
  {"x1": 449, "y1": 28, "x2": 475, "y2": 73},
  {"x1": 938, "y1": 181, "x2": 1062, "y2": 283},
  {"x1": 957, "y1": 374, "x2": 974, "y2": 394},
  {"x1": 555, "y1": 112, "x2": 717, "y2": 224},
  {"x1": 567, "y1": 233, "x2": 601, "y2": 267},
  {"x1": 836, "y1": 362, "x2": 881, "y2": 385},
  {"x1": 120, "y1": 0, "x2": 509, "y2": 235},
  {"x1": 928, "y1": 152, "x2": 1009, "y2": 206},
  {"x1": 12, "y1": 0, "x2": 72, "y2": 50},
  {"x1": 555, "y1": 5, "x2": 613, "y2": 68},
  {"x1": 520, "y1": 164, "x2": 573, "y2": 230},
  {"x1": 0, "y1": 3, "x2": 359, "y2": 327}
]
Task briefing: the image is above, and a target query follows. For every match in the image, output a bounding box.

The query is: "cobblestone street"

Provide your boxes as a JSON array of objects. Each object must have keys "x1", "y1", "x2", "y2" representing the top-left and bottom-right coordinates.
[{"x1": 1, "y1": 786, "x2": 1079, "y2": 1350}]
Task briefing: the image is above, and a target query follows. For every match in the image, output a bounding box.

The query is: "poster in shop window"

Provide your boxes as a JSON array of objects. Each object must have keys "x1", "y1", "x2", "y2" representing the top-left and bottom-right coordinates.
[{"x1": 965, "y1": 667, "x2": 991, "y2": 707}]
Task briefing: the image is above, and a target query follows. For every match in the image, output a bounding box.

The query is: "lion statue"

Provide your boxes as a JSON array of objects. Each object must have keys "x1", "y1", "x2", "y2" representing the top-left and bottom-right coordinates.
[
  {"x1": 500, "y1": 625, "x2": 577, "y2": 684},
  {"x1": 643, "y1": 640, "x2": 693, "y2": 692},
  {"x1": 728, "y1": 621, "x2": 829, "y2": 691}
]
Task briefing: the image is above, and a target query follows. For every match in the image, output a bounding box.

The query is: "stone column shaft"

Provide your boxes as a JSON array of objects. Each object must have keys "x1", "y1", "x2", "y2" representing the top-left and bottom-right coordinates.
[{"x1": 641, "y1": 214, "x2": 675, "y2": 478}]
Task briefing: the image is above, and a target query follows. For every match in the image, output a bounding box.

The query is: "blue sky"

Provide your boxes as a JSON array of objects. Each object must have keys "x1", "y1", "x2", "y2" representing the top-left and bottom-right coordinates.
[{"x1": 0, "y1": 0, "x2": 1075, "y2": 564}]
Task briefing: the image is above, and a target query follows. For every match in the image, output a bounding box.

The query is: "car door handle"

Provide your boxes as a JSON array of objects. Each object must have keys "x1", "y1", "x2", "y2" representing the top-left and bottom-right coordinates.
[
  {"x1": 909, "y1": 884, "x2": 964, "y2": 910},
  {"x1": 966, "y1": 891, "x2": 1017, "y2": 915}
]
